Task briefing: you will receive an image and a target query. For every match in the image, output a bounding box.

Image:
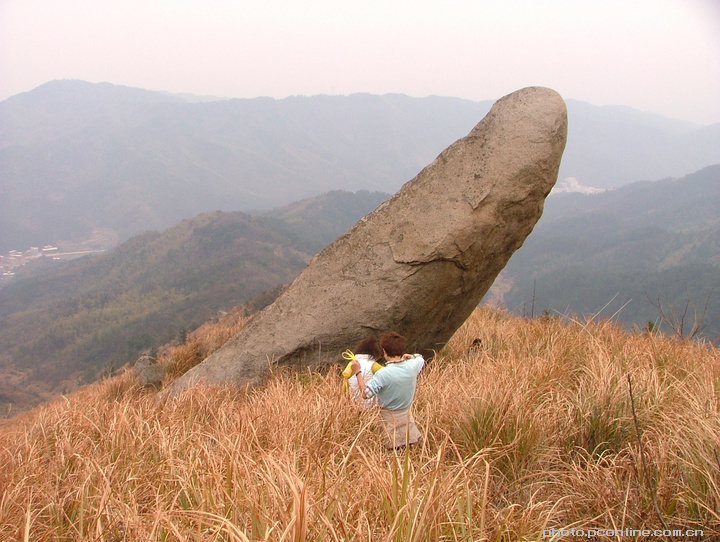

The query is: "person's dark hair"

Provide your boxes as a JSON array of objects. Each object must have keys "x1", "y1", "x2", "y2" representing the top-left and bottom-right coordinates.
[
  {"x1": 380, "y1": 331, "x2": 406, "y2": 358},
  {"x1": 354, "y1": 336, "x2": 382, "y2": 360}
]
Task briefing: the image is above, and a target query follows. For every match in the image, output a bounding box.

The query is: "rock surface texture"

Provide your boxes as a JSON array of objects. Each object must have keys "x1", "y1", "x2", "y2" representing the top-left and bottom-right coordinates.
[
  {"x1": 166, "y1": 86, "x2": 568, "y2": 396},
  {"x1": 133, "y1": 355, "x2": 165, "y2": 388}
]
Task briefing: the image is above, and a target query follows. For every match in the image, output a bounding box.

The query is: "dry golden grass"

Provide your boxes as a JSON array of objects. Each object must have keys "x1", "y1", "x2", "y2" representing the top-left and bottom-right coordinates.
[{"x1": 1, "y1": 307, "x2": 718, "y2": 541}]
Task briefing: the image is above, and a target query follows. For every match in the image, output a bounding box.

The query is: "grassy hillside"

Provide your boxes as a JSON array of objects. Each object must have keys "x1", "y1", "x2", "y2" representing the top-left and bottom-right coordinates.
[{"x1": 1, "y1": 307, "x2": 718, "y2": 540}]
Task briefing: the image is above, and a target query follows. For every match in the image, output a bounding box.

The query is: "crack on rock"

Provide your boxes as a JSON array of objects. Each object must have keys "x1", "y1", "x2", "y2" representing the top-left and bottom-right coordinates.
[{"x1": 396, "y1": 255, "x2": 469, "y2": 275}]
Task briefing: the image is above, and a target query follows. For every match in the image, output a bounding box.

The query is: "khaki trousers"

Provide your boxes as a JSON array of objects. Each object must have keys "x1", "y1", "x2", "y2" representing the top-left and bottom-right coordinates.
[{"x1": 379, "y1": 406, "x2": 422, "y2": 449}]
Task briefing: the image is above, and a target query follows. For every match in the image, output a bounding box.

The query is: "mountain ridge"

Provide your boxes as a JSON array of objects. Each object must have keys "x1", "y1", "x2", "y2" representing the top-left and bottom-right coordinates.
[
  {"x1": 491, "y1": 164, "x2": 720, "y2": 339},
  {"x1": 2, "y1": 80, "x2": 719, "y2": 252}
]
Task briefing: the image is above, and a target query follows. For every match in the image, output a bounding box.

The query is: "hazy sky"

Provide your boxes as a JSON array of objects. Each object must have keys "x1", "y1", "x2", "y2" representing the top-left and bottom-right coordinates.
[{"x1": 1, "y1": 0, "x2": 719, "y2": 124}]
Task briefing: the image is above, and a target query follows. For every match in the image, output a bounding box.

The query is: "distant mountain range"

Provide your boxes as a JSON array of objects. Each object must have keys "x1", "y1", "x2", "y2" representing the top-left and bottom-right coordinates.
[
  {"x1": 2, "y1": 79, "x2": 719, "y2": 253},
  {"x1": 489, "y1": 164, "x2": 720, "y2": 341}
]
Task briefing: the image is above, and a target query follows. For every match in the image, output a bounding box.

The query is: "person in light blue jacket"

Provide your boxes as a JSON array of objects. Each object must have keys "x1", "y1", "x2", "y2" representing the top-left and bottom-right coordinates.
[{"x1": 351, "y1": 331, "x2": 425, "y2": 448}]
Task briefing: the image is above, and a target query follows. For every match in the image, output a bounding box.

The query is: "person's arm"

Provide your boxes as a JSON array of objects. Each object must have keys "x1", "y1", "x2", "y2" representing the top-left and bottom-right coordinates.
[
  {"x1": 412, "y1": 354, "x2": 425, "y2": 373},
  {"x1": 356, "y1": 371, "x2": 367, "y2": 397},
  {"x1": 351, "y1": 358, "x2": 375, "y2": 399}
]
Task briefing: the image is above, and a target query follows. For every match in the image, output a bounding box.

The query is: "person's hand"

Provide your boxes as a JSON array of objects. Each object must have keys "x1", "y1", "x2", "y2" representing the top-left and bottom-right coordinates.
[
  {"x1": 402, "y1": 353, "x2": 413, "y2": 360},
  {"x1": 350, "y1": 358, "x2": 361, "y2": 374}
]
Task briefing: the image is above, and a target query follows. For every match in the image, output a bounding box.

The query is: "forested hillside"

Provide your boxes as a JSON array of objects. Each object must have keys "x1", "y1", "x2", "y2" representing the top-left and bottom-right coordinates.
[
  {"x1": 264, "y1": 189, "x2": 390, "y2": 253},
  {"x1": 493, "y1": 165, "x2": 720, "y2": 341},
  {"x1": 0, "y1": 191, "x2": 388, "y2": 411}
]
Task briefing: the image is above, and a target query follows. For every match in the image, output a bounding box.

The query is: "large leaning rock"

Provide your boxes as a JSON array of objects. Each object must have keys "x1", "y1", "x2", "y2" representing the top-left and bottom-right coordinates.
[{"x1": 166, "y1": 86, "x2": 567, "y2": 396}]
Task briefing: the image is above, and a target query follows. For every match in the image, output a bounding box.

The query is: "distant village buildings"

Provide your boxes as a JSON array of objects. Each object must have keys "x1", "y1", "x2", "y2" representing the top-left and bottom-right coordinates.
[
  {"x1": 1, "y1": 245, "x2": 58, "y2": 278},
  {"x1": 552, "y1": 177, "x2": 607, "y2": 195},
  {"x1": 1, "y1": 243, "x2": 105, "y2": 284}
]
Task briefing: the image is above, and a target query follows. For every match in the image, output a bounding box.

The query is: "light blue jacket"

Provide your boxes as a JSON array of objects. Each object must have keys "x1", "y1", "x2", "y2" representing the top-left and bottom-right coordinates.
[{"x1": 365, "y1": 354, "x2": 425, "y2": 410}]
